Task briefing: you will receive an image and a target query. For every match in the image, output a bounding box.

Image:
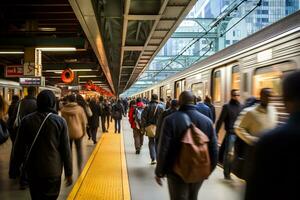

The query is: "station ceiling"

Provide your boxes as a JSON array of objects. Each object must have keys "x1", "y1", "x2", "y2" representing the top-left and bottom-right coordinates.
[{"x1": 0, "y1": 0, "x2": 196, "y2": 95}]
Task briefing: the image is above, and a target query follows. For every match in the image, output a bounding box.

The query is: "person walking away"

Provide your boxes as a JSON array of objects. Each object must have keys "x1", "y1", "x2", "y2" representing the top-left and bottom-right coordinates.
[
  {"x1": 88, "y1": 98, "x2": 101, "y2": 144},
  {"x1": 155, "y1": 91, "x2": 218, "y2": 200},
  {"x1": 99, "y1": 96, "x2": 107, "y2": 132},
  {"x1": 204, "y1": 95, "x2": 216, "y2": 123},
  {"x1": 0, "y1": 95, "x2": 9, "y2": 145},
  {"x1": 9, "y1": 86, "x2": 38, "y2": 187},
  {"x1": 11, "y1": 87, "x2": 37, "y2": 135},
  {"x1": 12, "y1": 90, "x2": 72, "y2": 200},
  {"x1": 244, "y1": 71, "x2": 300, "y2": 200},
  {"x1": 61, "y1": 94, "x2": 87, "y2": 171},
  {"x1": 195, "y1": 96, "x2": 213, "y2": 120},
  {"x1": 155, "y1": 99, "x2": 178, "y2": 151},
  {"x1": 76, "y1": 94, "x2": 92, "y2": 139},
  {"x1": 112, "y1": 100, "x2": 124, "y2": 133},
  {"x1": 159, "y1": 98, "x2": 166, "y2": 109},
  {"x1": 128, "y1": 99, "x2": 144, "y2": 154},
  {"x1": 103, "y1": 99, "x2": 111, "y2": 131},
  {"x1": 7, "y1": 95, "x2": 19, "y2": 142},
  {"x1": 122, "y1": 98, "x2": 129, "y2": 116},
  {"x1": 216, "y1": 89, "x2": 242, "y2": 180},
  {"x1": 142, "y1": 94, "x2": 164, "y2": 164}
]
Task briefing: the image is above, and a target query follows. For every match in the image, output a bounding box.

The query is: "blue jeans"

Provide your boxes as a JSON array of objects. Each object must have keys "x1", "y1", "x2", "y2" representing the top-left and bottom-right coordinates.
[
  {"x1": 148, "y1": 137, "x2": 156, "y2": 161},
  {"x1": 114, "y1": 119, "x2": 121, "y2": 133},
  {"x1": 223, "y1": 134, "x2": 236, "y2": 178}
]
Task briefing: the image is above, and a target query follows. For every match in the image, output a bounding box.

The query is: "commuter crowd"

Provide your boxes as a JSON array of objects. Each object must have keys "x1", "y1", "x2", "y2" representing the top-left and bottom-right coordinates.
[
  {"x1": 0, "y1": 70, "x2": 300, "y2": 200},
  {"x1": 0, "y1": 89, "x2": 127, "y2": 200}
]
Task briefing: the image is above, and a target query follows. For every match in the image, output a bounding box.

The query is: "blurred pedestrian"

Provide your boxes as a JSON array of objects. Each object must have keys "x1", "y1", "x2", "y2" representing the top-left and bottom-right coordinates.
[
  {"x1": 112, "y1": 99, "x2": 124, "y2": 133},
  {"x1": 204, "y1": 95, "x2": 216, "y2": 123},
  {"x1": 244, "y1": 71, "x2": 300, "y2": 200},
  {"x1": 216, "y1": 89, "x2": 242, "y2": 180},
  {"x1": 88, "y1": 98, "x2": 101, "y2": 144},
  {"x1": 12, "y1": 90, "x2": 72, "y2": 200},
  {"x1": 61, "y1": 94, "x2": 87, "y2": 171}
]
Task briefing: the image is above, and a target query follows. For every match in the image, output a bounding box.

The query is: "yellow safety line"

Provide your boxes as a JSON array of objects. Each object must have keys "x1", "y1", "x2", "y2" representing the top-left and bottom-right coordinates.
[
  {"x1": 67, "y1": 135, "x2": 105, "y2": 200},
  {"x1": 67, "y1": 121, "x2": 131, "y2": 200},
  {"x1": 121, "y1": 121, "x2": 131, "y2": 200}
]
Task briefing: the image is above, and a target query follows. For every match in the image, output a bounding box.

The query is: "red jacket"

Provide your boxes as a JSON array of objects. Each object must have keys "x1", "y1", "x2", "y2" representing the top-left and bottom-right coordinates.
[
  {"x1": 128, "y1": 106, "x2": 136, "y2": 129},
  {"x1": 128, "y1": 102, "x2": 144, "y2": 129}
]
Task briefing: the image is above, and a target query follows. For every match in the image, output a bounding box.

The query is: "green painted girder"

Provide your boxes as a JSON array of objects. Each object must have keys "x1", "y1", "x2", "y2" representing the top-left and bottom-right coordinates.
[
  {"x1": 171, "y1": 32, "x2": 218, "y2": 38},
  {"x1": 0, "y1": 37, "x2": 85, "y2": 48}
]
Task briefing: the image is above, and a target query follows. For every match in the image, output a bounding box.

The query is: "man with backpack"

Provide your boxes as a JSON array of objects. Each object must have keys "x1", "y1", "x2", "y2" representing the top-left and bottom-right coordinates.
[
  {"x1": 155, "y1": 91, "x2": 218, "y2": 200},
  {"x1": 128, "y1": 98, "x2": 144, "y2": 154}
]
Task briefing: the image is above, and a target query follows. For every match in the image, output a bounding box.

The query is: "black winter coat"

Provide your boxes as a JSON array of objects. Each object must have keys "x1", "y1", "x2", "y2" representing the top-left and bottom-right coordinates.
[
  {"x1": 142, "y1": 101, "x2": 164, "y2": 127},
  {"x1": 244, "y1": 112, "x2": 300, "y2": 200},
  {"x1": 12, "y1": 112, "x2": 72, "y2": 179},
  {"x1": 112, "y1": 103, "x2": 124, "y2": 120},
  {"x1": 155, "y1": 105, "x2": 218, "y2": 177},
  {"x1": 216, "y1": 99, "x2": 242, "y2": 135},
  {"x1": 88, "y1": 103, "x2": 101, "y2": 128}
]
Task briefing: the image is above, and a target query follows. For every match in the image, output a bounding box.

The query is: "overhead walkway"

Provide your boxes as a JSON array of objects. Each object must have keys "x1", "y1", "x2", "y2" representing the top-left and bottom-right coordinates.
[{"x1": 67, "y1": 119, "x2": 245, "y2": 200}]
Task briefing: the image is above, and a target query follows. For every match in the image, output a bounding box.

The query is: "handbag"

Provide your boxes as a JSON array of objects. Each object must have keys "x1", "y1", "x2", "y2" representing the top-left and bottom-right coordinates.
[
  {"x1": 20, "y1": 113, "x2": 52, "y2": 177},
  {"x1": 145, "y1": 104, "x2": 158, "y2": 138},
  {"x1": 0, "y1": 119, "x2": 9, "y2": 144}
]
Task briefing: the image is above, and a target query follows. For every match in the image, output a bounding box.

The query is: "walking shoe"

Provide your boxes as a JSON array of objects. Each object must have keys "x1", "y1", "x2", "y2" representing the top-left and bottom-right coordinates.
[
  {"x1": 136, "y1": 149, "x2": 140, "y2": 154},
  {"x1": 151, "y1": 160, "x2": 157, "y2": 165}
]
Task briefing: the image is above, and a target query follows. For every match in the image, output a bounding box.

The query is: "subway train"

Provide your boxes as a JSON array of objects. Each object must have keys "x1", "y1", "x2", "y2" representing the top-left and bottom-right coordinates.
[
  {"x1": 0, "y1": 79, "x2": 61, "y2": 103},
  {"x1": 131, "y1": 11, "x2": 300, "y2": 140}
]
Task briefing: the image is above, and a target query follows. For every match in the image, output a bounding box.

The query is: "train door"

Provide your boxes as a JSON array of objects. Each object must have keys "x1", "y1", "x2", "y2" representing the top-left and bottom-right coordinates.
[
  {"x1": 253, "y1": 62, "x2": 296, "y2": 123},
  {"x1": 174, "y1": 79, "x2": 186, "y2": 99},
  {"x1": 212, "y1": 68, "x2": 228, "y2": 143},
  {"x1": 159, "y1": 86, "x2": 164, "y2": 100},
  {"x1": 166, "y1": 89, "x2": 171, "y2": 99},
  {"x1": 191, "y1": 82, "x2": 204, "y2": 100}
]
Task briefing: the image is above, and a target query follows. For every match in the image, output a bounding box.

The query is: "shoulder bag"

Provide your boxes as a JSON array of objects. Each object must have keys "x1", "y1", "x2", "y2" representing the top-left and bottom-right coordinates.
[
  {"x1": 145, "y1": 104, "x2": 159, "y2": 137},
  {"x1": 20, "y1": 113, "x2": 52, "y2": 177}
]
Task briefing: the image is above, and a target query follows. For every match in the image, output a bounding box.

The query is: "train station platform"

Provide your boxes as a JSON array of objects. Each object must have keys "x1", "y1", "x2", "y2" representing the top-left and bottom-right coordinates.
[
  {"x1": 67, "y1": 119, "x2": 245, "y2": 200},
  {"x1": 0, "y1": 118, "x2": 245, "y2": 200}
]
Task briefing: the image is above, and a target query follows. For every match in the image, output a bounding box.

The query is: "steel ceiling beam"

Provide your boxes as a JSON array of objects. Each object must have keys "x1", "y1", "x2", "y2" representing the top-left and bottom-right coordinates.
[
  {"x1": 125, "y1": 0, "x2": 197, "y2": 90},
  {"x1": 124, "y1": 0, "x2": 170, "y2": 90},
  {"x1": 69, "y1": 0, "x2": 115, "y2": 94}
]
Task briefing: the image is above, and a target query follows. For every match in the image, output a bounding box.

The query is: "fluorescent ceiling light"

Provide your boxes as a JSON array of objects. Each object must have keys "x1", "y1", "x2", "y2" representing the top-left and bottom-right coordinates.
[
  {"x1": 78, "y1": 75, "x2": 98, "y2": 78},
  {"x1": 38, "y1": 27, "x2": 57, "y2": 32},
  {"x1": 0, "y1": 51, "x2": 24, "y2": 54},
  {"x1": 36, "y1": 47, "x2": 76, "y2": 52},
  {"x1": 44, "y1": 69, "x2": 97, "y2": 73}
]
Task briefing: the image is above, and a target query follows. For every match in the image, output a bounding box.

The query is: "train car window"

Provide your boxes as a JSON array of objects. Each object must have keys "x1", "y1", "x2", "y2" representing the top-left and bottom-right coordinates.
[
  {"x1": 232, "y1": 66, "x2": 240, "y2": 90},
  {"x1": 147, "y1": 91, "x2": 150, "y2": 99},
  {"x1": 159, "y1": 86, "x2": 164, "y2": 99},
  {"x1": 213, "y1": 70, "x2": 221, "y2": 102},
  {"x1": 243, "y1": 73, "x2": 248, "y2": 92},
  {"x1": 191, "y1": 82, "x2": 204, "y2": 99},
  {"x1": 166, "y1": 89, "x2": 171, "y2": 98},
  {"x1": 175, "y1": 79, "x2": 186, "y2": 99},
  {"x1": 8, "y1": 88, "x2": 14, "y2": 103},
  {"x1": 0, "y1": 87, "x2": 3, "y2": 97},
  {"x1": 253, "y1": 63, "x2": 296, "y2": 97}
]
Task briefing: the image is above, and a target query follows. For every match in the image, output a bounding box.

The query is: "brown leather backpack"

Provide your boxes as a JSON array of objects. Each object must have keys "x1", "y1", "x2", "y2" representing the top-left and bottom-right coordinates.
[{"x1": 173, "y1": 114, "x2": 211, "y2": 183}]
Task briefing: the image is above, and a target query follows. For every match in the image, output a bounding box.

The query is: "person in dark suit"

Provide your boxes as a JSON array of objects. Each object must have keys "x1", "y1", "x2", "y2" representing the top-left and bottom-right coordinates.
[{"x1": 244, "y1": 70, "x2": 300, "y2": 200}]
